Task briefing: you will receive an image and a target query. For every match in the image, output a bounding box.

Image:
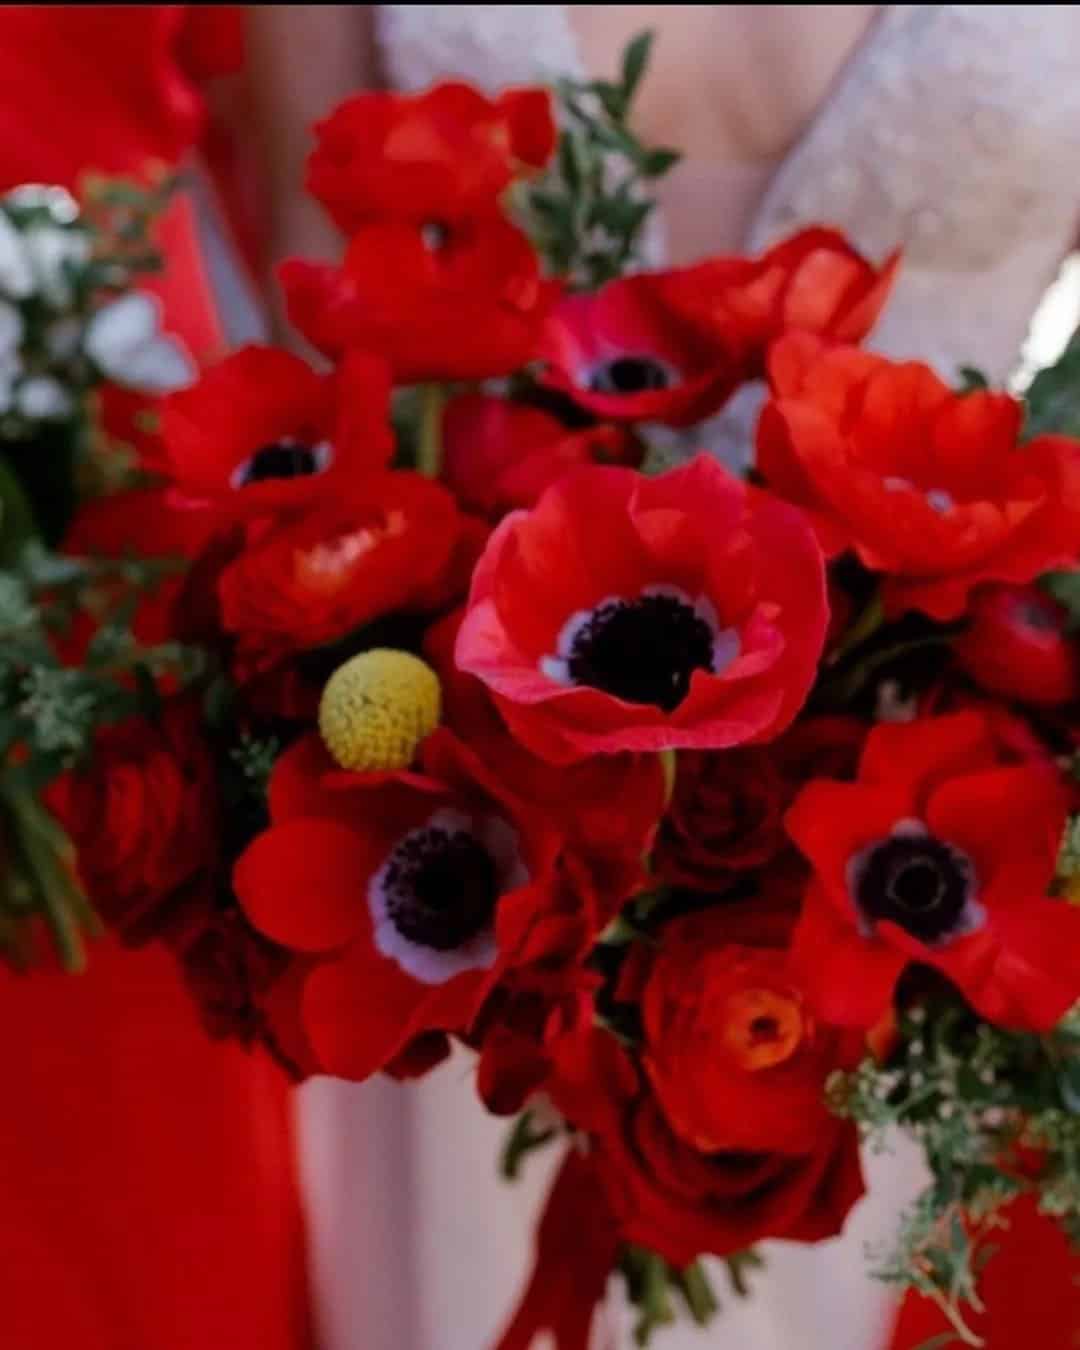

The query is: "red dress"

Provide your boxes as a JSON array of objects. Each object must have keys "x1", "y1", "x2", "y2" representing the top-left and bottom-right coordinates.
[{"x1": 0, "y1": 9, "x2": 312, "y2": 1349}]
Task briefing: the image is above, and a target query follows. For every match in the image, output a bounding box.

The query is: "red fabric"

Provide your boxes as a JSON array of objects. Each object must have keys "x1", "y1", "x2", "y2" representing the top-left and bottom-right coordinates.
[
  {"x1": 889, "y1": 1195, "x2": 1080, "y2": 1350},
  {"x1": 0, "y1": 10, "x2": 312, "y2": 1350}
]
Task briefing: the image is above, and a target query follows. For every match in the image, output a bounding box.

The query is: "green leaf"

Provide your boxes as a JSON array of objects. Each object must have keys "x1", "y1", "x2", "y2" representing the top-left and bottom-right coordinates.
[
  {"x1": 956, "y1": 366, "x2": 990, "y2": 393},
  {"x1": 1040, "y1": 569, "x2": 1080, "y2": 633},
  {"x1": 639, "y1": 147, "x2": 682, "y2": 178},
  {"x1": 1024, "y1": 328, "x2": 1080, "y2": 437},
  {"x1": 557, "y1": 132, "x2": 583, "y2": 196},
  {"x1": 621, "y1": 31, "x2": 654, "y2": 102},
  {"x1": 499, "y1": 1110, "x2": 558, "y2": 1181}
]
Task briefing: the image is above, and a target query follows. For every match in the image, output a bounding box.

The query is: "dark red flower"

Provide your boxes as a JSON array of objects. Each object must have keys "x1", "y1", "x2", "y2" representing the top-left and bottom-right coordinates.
[
  {"x1": 545, "y1": 1012, "x2": 863, "y2": 1270},
  {"x1": 666, "y1": 227, "x2": 900, "y2": 368},
  {"x1": 233, "y1": 729, "x2": 562, "y2": 1080},
  {"x1": 653, "y1": 748, "x2": 790, "y2": 888},
  {"x1": 216, "y1": 471, "x2": 460, "y2": 677},
  {"x1": 153, "y1": 346, "x2": 393, "y2": 517},
  {"x1": 47, "y1": 700, "x2": 218, "y2": 941},
  {"x1": 786, "y1": 711, "x2": 1080, "y2": 1031},
  {"x1": 281, "y1": 213, "x2": 559, "y2": 383},
  {"x1": 758, "y1": 334, "x2": 1080, "y2": 619},
  {"x1": 441, "y1": 393, "x2": 639, "y2": 518},
  {"x1": 539, "y1": 271, "x2": 746, "y2": 427},
  {"x1": 307, "y1": 83, "x2": 555, "y2": 233},
  {"x1": 955, "y1": 582, "x2": 1080, "y2": 707},
  {"x1": 456, "y1": 456, "x2": 828, "y2": 763}
]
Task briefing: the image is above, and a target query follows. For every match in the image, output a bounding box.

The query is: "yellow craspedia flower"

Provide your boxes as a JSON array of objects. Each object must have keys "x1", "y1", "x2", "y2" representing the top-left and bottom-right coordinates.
[{"x1": 318, "y1": 649, "x2": 441, "y2": 773}]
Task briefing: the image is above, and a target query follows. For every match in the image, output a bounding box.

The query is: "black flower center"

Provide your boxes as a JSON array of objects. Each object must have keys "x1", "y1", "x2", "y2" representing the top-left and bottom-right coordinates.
[
  {"x1": 382, "y1": 826, "x2": 498, "y2": 951},
  {"x1": 421, "y1": 220, "x2": 451, "y2": 252},
  {"x1": 853, "y1": 831, "x2": 975, "y2": 943},
  {"x1": 587, "y1": 356, "x2": 674, "y2": 396},
  {"x1": 565, "y1": 593, "x2": 716, "y2": 712},
  {"x1": 236, "y1": 439, "x2": 326, "y2": 486}
]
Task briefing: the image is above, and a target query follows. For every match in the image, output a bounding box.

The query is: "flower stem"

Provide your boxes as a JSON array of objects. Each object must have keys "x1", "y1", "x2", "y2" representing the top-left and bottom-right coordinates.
[
  {"x1": 659, "y1": 748, "x2": 677, "y2": 807},
  {"x1": 416, "y1": 383, "x2": 446, "y2": 479}
]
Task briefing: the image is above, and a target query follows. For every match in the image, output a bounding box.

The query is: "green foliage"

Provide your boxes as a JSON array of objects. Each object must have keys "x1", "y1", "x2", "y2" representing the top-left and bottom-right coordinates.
[
  {"x1": 1024, "y1": 327, "x2": 1080, "y2": 439},
  {"x1": 518, "y1": 31, "x2": 681, "y2": 288},
  {"x1": 619, "y1": 1245, "x2": 752, "y2": 1345},
  {"x1": 834, "y1": 1002, "x2": 1080, "y2": 1344}
]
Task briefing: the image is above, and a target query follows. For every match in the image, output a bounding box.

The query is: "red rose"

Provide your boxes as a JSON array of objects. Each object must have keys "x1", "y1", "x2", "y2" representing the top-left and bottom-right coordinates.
[
  {"x1": 955, "y1": 582, "x2": 1080, "y2": 706},
  {"x1": 787, "y1": 711, "x2": 1080, "y2": 1031},
  {"x1": 216, "y1": 471, "x2": 460, "y2": 677},
  {"x1": 547, "y1": 1016, "x2": 863, "y2": 1269},
  {"x1": 281, "y1": 213, "x2": 559, "y2": 384},
  {"x1": 456, "y1": 456, "x2": 828, "y2": 763},
  {"x1": 539, "y1": 271, "x2": 746, "y2": 427},
  {"x1": 233, "y1": 729, "x2": 563, "y2": 1080},
  {"x1": 442, "y1": 393, "x2": 639, "y2": 518},
  {"x1": 48, "y1": 700, "x2": 217, "y2": 940},
  {"x1": 653, "y1": 748, "x2": 789, "y2": 887},
  {"x1": 666, "y1": 226, "x2": 899, "y2": 368},
  {"x1": 306, "y1": 83, "x2": 555, "y2": 233},
  {"x1": 758, "y1": 333, "x2": 1080, "y2": 619},
  {"x1": 154, "y1": 346, "x2": 394, "y2": 517}
]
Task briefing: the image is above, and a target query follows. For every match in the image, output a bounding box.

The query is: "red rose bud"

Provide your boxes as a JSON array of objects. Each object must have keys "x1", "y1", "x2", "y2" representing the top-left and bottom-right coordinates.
[{"x1": 955, "y1": 582, "x2": 1080, "y2": 706}]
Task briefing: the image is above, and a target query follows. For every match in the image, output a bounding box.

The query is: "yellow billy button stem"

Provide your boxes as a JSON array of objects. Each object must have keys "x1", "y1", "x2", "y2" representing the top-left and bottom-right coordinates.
[{"x1": 318, "y1": 648, "x2": 441, "y2": 773}]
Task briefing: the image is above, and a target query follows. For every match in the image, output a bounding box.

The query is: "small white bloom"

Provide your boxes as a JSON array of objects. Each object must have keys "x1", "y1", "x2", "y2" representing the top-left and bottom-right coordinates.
[
  {"x1": 0, "y1": 211, "x2": 34, "y2": 300},
  {"x1": 16, "y1": 375, "x2": 74, "y2": 421},
  {"x1": 21, "y1": 223, "x2": 92, "y2": 309},
  {"x1": 84, "y1": 291, "x2": 195, "y2": 392}
]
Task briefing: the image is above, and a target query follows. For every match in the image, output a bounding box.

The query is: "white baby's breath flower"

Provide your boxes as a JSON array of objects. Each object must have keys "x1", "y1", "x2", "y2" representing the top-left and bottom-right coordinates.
[
  {"x1": 84, "y1": 291, "x2": 195, "y2": 392},
  {"x1": 15, "y1": 375, "x2": 74, "y2": 421},
  {"x1": 21, "y1": 223, "x2": 92, "y2": 309},
  {"x1": 0, "y1": 211, "x2": 34, "y2": 300}
]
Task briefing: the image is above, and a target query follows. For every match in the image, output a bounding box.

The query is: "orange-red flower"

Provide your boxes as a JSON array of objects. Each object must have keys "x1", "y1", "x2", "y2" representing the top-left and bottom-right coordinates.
[{"x1": 758, "y1": 333, "x2": 1080, "y2": 618}]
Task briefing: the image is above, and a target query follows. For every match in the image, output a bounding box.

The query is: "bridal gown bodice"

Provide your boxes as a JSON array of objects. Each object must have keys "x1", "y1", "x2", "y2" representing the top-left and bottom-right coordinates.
[{"x1": 296, "y1": 7, "x2": 1080, "y2": 1349}]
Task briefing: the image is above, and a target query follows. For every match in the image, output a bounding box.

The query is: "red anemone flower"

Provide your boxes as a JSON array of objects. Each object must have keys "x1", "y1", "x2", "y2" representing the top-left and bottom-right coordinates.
[
  {"x1": 455, "y1": 456, "x2": 828, "y2": 763},
  {"x1": 307, "y1": 82, "x2": 555, "y2": 233},
  {"x1": 786, "y1": 711, "x2": 1080, "y2": 1031},
  {"x1": 154, "y1": 345, "x2": 393, "y2": 517},
  {"x1": 538, "y1": 271, "x2": 747, "y2": 427},
  {"x1": 233, "y1": 730, "x2": 561, "y2": 1080},
  {"x1": 758, "y1": 333, "x2": 1080, "y2": 619},
  {"x1": 281, "y1": 213, "x2": 559, "y2": 384}
]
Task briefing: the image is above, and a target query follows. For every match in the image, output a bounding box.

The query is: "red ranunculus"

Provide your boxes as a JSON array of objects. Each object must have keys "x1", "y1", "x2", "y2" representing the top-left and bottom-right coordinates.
[
  {"x1": 455, "y1": 456, "x2": 828, "y2": 763},
  {"x1": 233, "y1": 729, "x2": 563, "y2": 1080},
  {"x1": 634, "y1": 910, "x2": 863, "y2": 1156},
  {"x1": 786, "y1": 711, "x2": 1080, "y2": 1031},
  {"x1": 441, "y1": 393, "x2": 639, "y2": 518},
  {"x1": 666, "y1": 226, "x2": 900, "y2": 368},
  {"x1": 281, "y1": 213, "x2": 559, "y2": 384},
  {"x1": 539, "y1": 271, "x2": 747, "y2": 426},
  {"x1": 955, "y1": 582, "x2": 1080, "y2": 707},
  {"x1": 216, "y1": 471, "x2": 460, "y2": 677},
  {"x1": 758, "y1": 334, "x2": 1080, "y2": 619},
  {"x1": 47, "y1": 700, "x2": 218, "y2": 941},
  {"x1": 306, "y1": 83, "x2": 555, "y2": 233},
  {"x1": 153, "y1": 346, "x2": 393, "y2": 517}
]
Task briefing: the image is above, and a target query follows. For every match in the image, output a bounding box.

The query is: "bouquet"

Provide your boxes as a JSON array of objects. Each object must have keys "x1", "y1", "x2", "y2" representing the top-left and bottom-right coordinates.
[{"x1": 8, "y1": 34, "x2": 1080, "y2": 1349}]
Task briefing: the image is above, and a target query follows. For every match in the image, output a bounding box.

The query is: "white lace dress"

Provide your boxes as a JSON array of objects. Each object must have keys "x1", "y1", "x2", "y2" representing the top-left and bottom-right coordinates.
[{"x1": 295, "y1": 7, "x2": 1080, "y2": 1348}]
